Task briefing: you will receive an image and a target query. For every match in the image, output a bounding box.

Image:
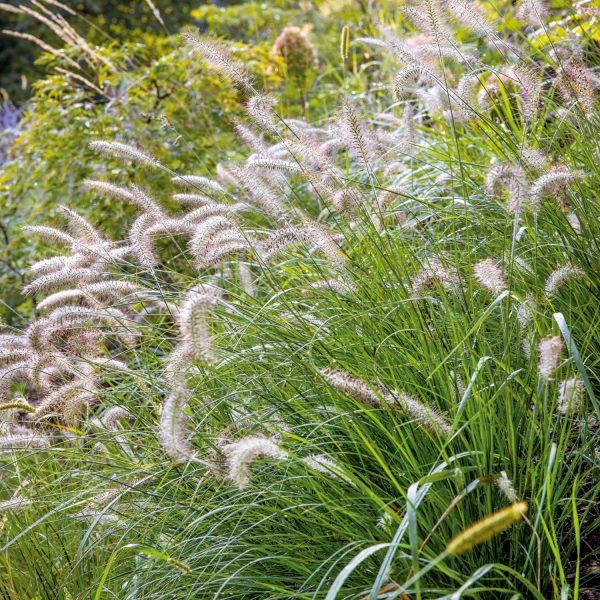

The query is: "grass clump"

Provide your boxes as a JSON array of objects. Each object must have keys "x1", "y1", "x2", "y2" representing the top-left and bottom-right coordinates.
[{"x1": 0, "y1": 0, "x2": 599, "y2": 598}]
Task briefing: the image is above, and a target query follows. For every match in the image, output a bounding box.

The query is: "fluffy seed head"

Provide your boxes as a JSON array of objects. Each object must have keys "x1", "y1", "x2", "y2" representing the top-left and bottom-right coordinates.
[
  {"x1": 182, "y1": 30, "x2": 253, "y2": 92},
  {"x1": 83, "y1": 180, "x2": 139, "y2": 203},
  {"x1": 319, "y1": 368, "x2": 381, "y2": 407},
  {"x1": 512, "y1": 63, "x2": 542, "y2": 121},
  {"x1": 484, "y1": 162, "x2": 529, "y2": 214},
  {"x1": 232, "y1": 167, "x2": 287, "y2": 220},
  {"x1": 404, "y1": 0, "x2": 453, "y2": 44},
  {"x1": 496, "y1": 471, "x2": 518, "y2": 503},
  {"x1": 473, "y1": 259, "x2": 507, "y2": 294},
  {"x1": 129, "y1": 213, "x2": 161, "y2": 267},
  {"x1": 129, "y1": 185, "x2": 165, "y2": 216},
  {"x1": 304, "y1": 279, "x2": 356, "y2": 295},
  {"x1": 394, "y1": 63, "x2": 435, "y2": 99},
  {"x1": 189, "y1": 215, "x2": 244, "y2": 268},
  {"x1": 544, "y1": 264, "x2": 585, "y2": 298},
  {"x1": 538, "y1": 335, "x2": 563, "y2": 380},
  {"x1": 337, "y1": 100, "x2": 379, "y2": 162},
  {"x1": 556, "y1": 57, "x2": 595, "y2": 112},
  {"x1": 566, "y1": 212, "x2": 581, "y2": 234},
  {"x1": 172, "y1": 193, "x2": 217, "y2": 206},
  {"x1": 222, "y1": 436, "x2": 288, "y2": 488},
  {"x1": 557, "y1": 378, "x2": 585, "y2": 415},
  {"x1": 36, "y1": 289, "x2": 86, "y2": 312},
  {"x1": 22, "y1": 268, "x2": 104, "y2": 297},
  {"x1": 0, "y1": 432, "x2": 49, "y2": 450},
  {"x1": 177, "y1": 284, "x2": 220, "y2": 362},
  {"x1": 455, "y1": 72, "x2": 483, "y2": 120},
  {"x1": 160, "y1": 385, "x2": 195, "y2": 463},
  {"x1": 29, "y1": 255, "x2": 85, "y2": 277},
  {"x1": 83, "y1": 280, "x2": 151, "y2": 303},
  {"x1": 0, "y1": 495, "x2": 33, "y2": 513},
  {"x1": 302, "y1": 454, "x2": 350, "y2": 482},
  {"x1": 389, "y1": 391, "x2": 452, "y2": 436},
  {"x1": 23, "y1": 225, "x2": 75, "y2": 248},
  {"x1": 248, "y1": 158, "x2": 302, "y2": 174},
  {"x1": 321, "y1": 369, "x2": 449, "y2": 433},
  {"x1": 245, "y1": 94, "x2": 279, "y2": 133},
  {"x1": 515, "y1": 0, "x2": 548, "y2": 25},
  {"x1": 171, "y1": 175, "x2": 226, "y2": 194},
  {"x1": 530, "y1": 168, "x2": 578, "y2": 212},
  {"x1": 59, "y1": 207, "x2": 105, "y2": 246},
  {"x1": 300, "y1": 221, "x2": 346, "y2": 266},
  {"x1": 377, "y1": 26, "x2": 420, "y2": 63},
  {"x1": 517, "y1": 293, "x2": 535, "y2": 328},
  {"x1": 519, "y1": 147, "x2": 547, "y2": 171},
  {"x1": 89, "y1": 141, "x2": 159, "y2": 168},
  {"x1": 99, "y1": 406, "x2": 132, "y2": 431},
  {"x1": 447, "y1": 0, "x2": 494, "y2": 38}
]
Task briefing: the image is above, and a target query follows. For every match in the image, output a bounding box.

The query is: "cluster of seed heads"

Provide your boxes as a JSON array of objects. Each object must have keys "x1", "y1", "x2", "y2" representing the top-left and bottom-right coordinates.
[{"x1": 1, "y1": 0, "x2": 592, "y2": 498}]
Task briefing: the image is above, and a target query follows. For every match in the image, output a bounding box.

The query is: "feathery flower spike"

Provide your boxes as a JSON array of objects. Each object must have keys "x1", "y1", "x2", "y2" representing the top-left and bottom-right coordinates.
[
  {"x1": 473, "y1": 258, "x2": 507, "y2": 294},
  {"x1": 177, "y1": 284, "x2": 221, "y2": 362},
  {"x1": 182, "y1": 30, "x2": 253, "y2": 92},
  {"x1": 160, "y1": 386, "x2": 195, "y2": 463},
  {"x1": 557, "y1": 378, "x2": 585, "y2": 415},
  {"x1": 222, "y1": 436, "x2": 288, "y2": 488},
  {"x1": 394, "y1": 63, "x2": 435, "y2": 99},
  {"x1": 0, "y1": 432, "x2": 49, "y2": 450},
  {"x1": 530, "y1": 168, "x2": 579, "y2": 212},
  {"x1": 171, "y1": 175, "x2": 226, "y2": 194},
  {"x1": 446, "y1": 502, "x2": 528, "y2": 555},
  {"x1": 515, "y1": 0, "x2": 548, "y2": 25},
  {"x1": 23, "y1": 225, "x2": 75, "y2": 248},
  {"x1": 544, "y1": 264, "x2": 585, "y2": 298},
  {"x1": 496, "y1": 471, "x2": 518, "y2": 503},
  {"x1": 302, "y1": 454, "x2": 351, "y2": 483},
  {"x1": 538, "y1": 335, "x2": 563, "y2": 380},
  {"x1": 447, "y1": 0, "x2": 495, "y2": 38},
  {"x1": 513, "y1": 63, "x2": 542, "y2": 121},
  {"x1": 245, "y1": 94, "x2": 279, "y2": 133},
  {"x1": 89, "y1": 141, "x2": 159, "y2": 168},
  {"x1": 320, "y1": 368, "x2": 381, "y2": 407}
]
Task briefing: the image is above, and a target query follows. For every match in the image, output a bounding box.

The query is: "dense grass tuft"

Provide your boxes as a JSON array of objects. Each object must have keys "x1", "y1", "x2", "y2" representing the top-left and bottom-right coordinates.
[{"x1": 1, "y1": 1, "x2": 599, "y2": 598}]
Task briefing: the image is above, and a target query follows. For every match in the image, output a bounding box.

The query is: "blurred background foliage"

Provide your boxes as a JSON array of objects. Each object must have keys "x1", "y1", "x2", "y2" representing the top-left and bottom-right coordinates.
[{"x1": 0, "y1": 0, "x2": 199, "y2": 104}]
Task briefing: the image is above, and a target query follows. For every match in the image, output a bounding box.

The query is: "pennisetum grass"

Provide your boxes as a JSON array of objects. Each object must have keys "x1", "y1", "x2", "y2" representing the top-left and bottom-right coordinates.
[{"x1": 0, "y1": 0, "x2": 598, "y2": 598}]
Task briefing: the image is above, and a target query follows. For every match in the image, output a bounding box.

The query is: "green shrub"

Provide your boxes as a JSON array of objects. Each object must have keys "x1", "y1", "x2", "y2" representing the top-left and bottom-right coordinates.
[{"x1": 0, "y1": 0, "x2": 201, "y2": 103}]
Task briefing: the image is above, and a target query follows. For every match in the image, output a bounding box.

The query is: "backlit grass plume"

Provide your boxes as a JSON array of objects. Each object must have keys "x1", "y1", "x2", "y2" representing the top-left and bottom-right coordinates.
[
  {"x1": 182, "y1": 29, "x2": 253, "y2": 92},
  {"x1": 222, "y1": 435, "x2": 288, "y2": 488},
  {"x1": 320, "y1": 368, "x2": 452, "y2": 435},
  {"x1": 538, "y1": 335, "x2": 563, "y2": 380},
  {"x1": 473, "y1": 258, "x2": 507, "y2": 295}
]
